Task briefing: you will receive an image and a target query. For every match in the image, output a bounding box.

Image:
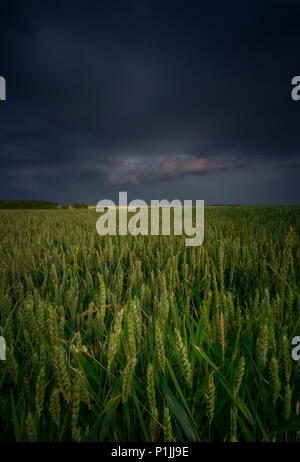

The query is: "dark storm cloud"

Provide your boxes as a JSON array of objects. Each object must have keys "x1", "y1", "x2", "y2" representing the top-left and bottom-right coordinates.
[{"x1": 0, "y1": 0, "x2": 300, "y2": 203}]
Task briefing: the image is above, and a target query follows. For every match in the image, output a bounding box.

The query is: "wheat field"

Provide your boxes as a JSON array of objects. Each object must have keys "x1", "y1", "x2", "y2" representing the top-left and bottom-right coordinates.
[{"x1": 0, "y1": 206, "x2": 299, "y2": 442}]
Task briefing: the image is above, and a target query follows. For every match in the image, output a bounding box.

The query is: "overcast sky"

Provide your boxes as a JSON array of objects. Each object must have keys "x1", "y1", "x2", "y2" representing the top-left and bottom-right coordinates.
[{"x1": 0, "y1": 0, "x2": 300, "y2": 204}]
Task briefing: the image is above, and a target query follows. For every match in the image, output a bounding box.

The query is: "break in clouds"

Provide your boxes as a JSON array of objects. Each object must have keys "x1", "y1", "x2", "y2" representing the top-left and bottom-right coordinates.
[{"x1": 110, "y1": 155, "x2": 249, "y2": 185}]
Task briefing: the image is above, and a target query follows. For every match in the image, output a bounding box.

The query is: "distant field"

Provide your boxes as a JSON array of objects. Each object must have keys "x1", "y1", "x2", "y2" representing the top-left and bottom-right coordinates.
[{"x1": 0, "y1": 206, "x2": 299, "y2": 442}]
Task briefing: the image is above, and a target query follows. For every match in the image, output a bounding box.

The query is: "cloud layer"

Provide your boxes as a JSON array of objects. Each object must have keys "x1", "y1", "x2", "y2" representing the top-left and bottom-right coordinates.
[{"x1": 0, "y1": 1, "x2": 300, "y2": 203}]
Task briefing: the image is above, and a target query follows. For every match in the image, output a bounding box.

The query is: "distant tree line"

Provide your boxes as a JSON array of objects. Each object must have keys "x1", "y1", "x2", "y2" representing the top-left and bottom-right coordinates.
[
  {"x1": 71, "y1": 203, "x2": 88, "y2": 209},
  {"x1": 0, "y1": 200, "x2": 58, "y2": 209},
  {"x1": 0, "y1": 200, "x2": 90, "y2": 209}
]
